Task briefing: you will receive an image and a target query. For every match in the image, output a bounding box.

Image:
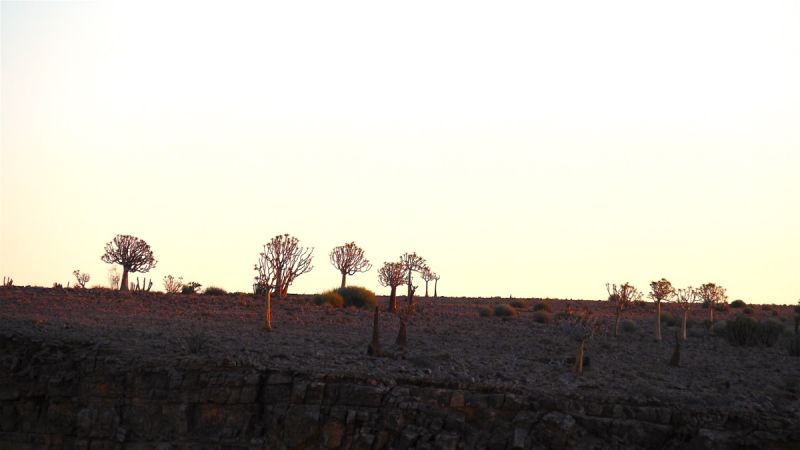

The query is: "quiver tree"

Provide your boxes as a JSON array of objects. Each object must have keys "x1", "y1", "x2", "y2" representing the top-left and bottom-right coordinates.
[
  {"x1": 100, "y1": 235, "x2": 157, "y2": 291},
  {"x1": 329, "y1": 241, "x2": 372, "y2": 288},
  {"x1": 557, "y1": 306, "x2": 602, "y2": 375},
  {"x1": 697, "y1": 282, "x2": 727, "y2": 325},
  {"x1": 433, "y1": 273, "x2": 440, "y2": 298},
  {"x1": 421, "y1": 269, "x2": 435, "y2": 298},
  {"x1": 254, "y1": 246, "x2": 278, "y2": 331},
  {"x1": 400, "y1": 252, "x2": 428, "y2": 307},
  {"x1": 107, "y1": 267, "x2": 120, "y2": 289},
  {"x1": 73, "y1": 270, "x2": 90, "y2": 289},
  {"x1": 649, "y1": 278, "x2": 674, "y2": 342},
  {"x1": 607, "y1": 282, "x2": 641, "y2": 337},
  {"x1": 673, "y1": 286, "x2": 700, "y2": 340},
  {"x1": 262, "y1": 234, "x2": 314, "y2": 297},
  {"x1": 378, "y1": 261, "x2": 406, "y2": 312}
]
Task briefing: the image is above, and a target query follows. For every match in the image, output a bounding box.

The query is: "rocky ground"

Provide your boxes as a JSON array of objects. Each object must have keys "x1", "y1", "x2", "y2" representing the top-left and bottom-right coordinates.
[{"x1": 1, "y1": 287, "x2": 798, "y2": 419}]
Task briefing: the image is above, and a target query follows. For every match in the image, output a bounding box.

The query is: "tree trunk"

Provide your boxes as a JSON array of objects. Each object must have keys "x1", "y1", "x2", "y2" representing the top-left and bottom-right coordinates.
[
  {"x1": 120, "y1": 267, "x2": 130, "y2": 291},
  {"x1": 263, "y1": 290, "x2": 272, "y2": 331},
  {"x1": 367, "y1": 306, "x2": 381, "y2": 356},
  {"x1": 614, "y1": 309, "x2": 621, "y2": 337},
  {"x1": 396, "y1": 319, "x2": 407, "y2": 347},
  {"x1": 406, "y1": 269, "x2": 413, "y2": 305},
  {"x1": 708, "y1": 303, "x2": 714, "y2": 325},
  {"x1": 389, "y1": 286, "x2": 397, "y2": 312},
  {"x1": 669, "y1": 330, "x2": 681, "y2": 366},
  {"x1": 655, "y1": 300, "x2": 662, "y2": 342},
  {"x1": 681, "y1": 309, "x2": 688, "y2": 341},
  {"x1": 424, "y1": 280, "x2": 429, "y2": 298},
  {"x1": 340, "y1": 272, "x2": 347, "y2": 289},
  {"x1": 573, "y1": 340, "x2": 585, "y2": 374},
  {"x1": 434, "y1": 279, "x2": 438, "y2": 298}
]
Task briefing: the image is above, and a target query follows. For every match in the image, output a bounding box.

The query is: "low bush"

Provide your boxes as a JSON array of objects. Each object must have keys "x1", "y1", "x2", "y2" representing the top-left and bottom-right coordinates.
[
  {"x1": 532, "y1": 311, "x2": 551, "y2": 323},
  {"x1": 788, "y1": 335, "x2": 800, "y2": 357},
  {"x1": 620, "y1": 319, "x2": 637, "y2": 333},
  {"x1": 710, "y1": 320, "x2": 727, "y2": 336},
  {"x1": 661, "y1": 313, "x2": 680, "y2": 327},
  {"x1": 478, "y1": 306, "x2": 493, "y2": 317},
  {"x1": 204, "y1": 286, "x2": 227, "y2": 296},
  {"x1": 336, "y1": 286, "x2": 377, "y2": 309},
  {"x1": 494, "y1": 304, "x2": 518, "y2": 317},
  {"x1": 510, "y1": 299, "x2": 527, "y2": 309},
  {"x1": 533, "y1": 302, "x2": 551, "y2": 312},
  {"x1": 313, "y1": 290, "x2": 345, "y2": 308},
  {"x1": 730, "y1": 299, "x2": 746, "y2": 308},
  {"x1": 181, "y1": 282, "x2": 202, "y2": 294},
  {"x1": 743, "y1": 307, "x2": 754, "y2": 315},
  {"x1": 715, "y1": 302, "x2": 729, "y2": 312},
  {"x1": 724, "y1": 316, "x2": 783, "y2": 347}
]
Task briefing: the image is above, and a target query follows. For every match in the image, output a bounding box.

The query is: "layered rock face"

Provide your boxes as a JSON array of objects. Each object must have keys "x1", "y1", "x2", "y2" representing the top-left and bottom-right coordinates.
[{"x1": 1, "y1": 334, "x2": 797, "y2": 450}]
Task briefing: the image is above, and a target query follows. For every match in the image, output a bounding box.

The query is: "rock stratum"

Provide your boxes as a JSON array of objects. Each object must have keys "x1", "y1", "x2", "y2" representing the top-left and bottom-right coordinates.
[{"x1": 1, "y1": 287, "x2": 798, "y2": 449}]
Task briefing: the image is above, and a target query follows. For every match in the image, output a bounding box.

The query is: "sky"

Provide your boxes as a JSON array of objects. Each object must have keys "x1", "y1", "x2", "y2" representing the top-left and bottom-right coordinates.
[{"x1": 1, "y1": 1, "x2": 799, "y2": 303}]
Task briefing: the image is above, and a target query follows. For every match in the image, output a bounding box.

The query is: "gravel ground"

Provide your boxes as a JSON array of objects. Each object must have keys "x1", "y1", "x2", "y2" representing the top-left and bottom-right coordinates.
[{"x1": 1, "y1": 286, "x2": 799, "y2": 416}]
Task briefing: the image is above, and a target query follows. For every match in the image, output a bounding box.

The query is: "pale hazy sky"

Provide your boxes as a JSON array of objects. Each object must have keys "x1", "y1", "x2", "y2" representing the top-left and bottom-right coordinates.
[{"x1": 1, "y1": 1, "x2": 798, "y2": 303}]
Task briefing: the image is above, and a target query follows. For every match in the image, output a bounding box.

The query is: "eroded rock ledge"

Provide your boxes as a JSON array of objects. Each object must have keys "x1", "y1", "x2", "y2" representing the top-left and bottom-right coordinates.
[{"x1": 1, "y1": 334, "x2": 797, "y2": 450}]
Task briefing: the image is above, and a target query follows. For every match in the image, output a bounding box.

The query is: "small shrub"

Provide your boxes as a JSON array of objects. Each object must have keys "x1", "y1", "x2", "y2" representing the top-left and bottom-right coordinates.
[
  {"x1": 336, "y1": 286, "x2": 377, "y2": 309},
  {"x1": 724, "y1": 316, "x2": 783, "y2": 347},
  {"x1": 313, "y1": 290, "x2": 345, "y2": 308},
  {"x1": 715, "y1": 302, "x2": 729, "y2": 312},
  {"x1": 553, "y1": 312, "x2": 569, "y2": 321},
  {"x1": 620, "y1": 319, "x2": 637, "y2": 333},
  {"x1": 181, "y1": 282, "x2": 202, "y2": 294},
  {"x1": 730, "y1": 299, "x2": 746, "y2": 308},
  {"x1": 532, "y1": 311, "x2": 551, "y2": 323},
  {"x1": 478, "y1": 306, "x2": 493, "y2": 317},
  {"x1": 533, "y1": 302, "x2": 551, "y2": 312},
  {"x1": 710, "y1": 320, "x2": 727, "y2": 335},
  {"x1": 510, "y1": 299, "x2": 527, "y2": 309},
  {"x1": 494, "y1": 304, "x2": 518, "y2": 317},
  {"x1": 788, "y1": 335, "x2": 800, "y2": 357},
  {"x1": 743, "y1": 307, "x2": 754, "y2": 315},
  {"x1": 661, "y1": 313, "x2": 680, "y2": 327},
  {"x1": 204, "y1": 286, "x2": 227, "y2": 296}
]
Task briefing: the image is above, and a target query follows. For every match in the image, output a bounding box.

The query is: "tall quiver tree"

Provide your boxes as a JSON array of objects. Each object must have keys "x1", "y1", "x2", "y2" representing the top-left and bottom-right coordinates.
[
  {"x1": 378, "y1": 262, "x2": 406, "y2": 312},
  {"x1": 100, "y1": 235, "x2": 157, "y2": 291},
  {"x1": 649, "y1": 278, "x2": 675, "y2": 342},
  {"x1": 433, "y1": 273, "x2": 440, "y2": 298},
  {"x1": 329, "y1": 241, "x2": 372, "y2": 288},
  {"x1": 263, "y1": 234, "x2": 314, "y2": 297},
  {"x1": 697, "y1": 282, "x2": 726, "y2": 326},
  {"x1": 400, "y1": 252, "x2": 428, "y2": 308},
  {"x1": 673, "y1": 286, "x2": 700, "y2": 340},
  {"x1": 607, "y1": 282, "x2": 641, "y2": 337},
  {"x1": 254, "y1": 248, "x2": 277, "y2": 331},
  {"x1": 421, "y1": 269, "x2": 435, "y2": 298}
]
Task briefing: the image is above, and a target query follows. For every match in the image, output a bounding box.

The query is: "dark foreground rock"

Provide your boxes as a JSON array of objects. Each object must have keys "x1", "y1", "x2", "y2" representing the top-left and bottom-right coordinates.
[{"x1": 1, "y1": 333, "x2": 798, "y2": 450}]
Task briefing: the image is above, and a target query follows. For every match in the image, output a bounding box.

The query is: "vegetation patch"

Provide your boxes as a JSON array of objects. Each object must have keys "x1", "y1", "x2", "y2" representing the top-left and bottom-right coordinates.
[
  {"x1": 204, "y1": 286, "x2": 227, "y2": 296},
  {"x1": 532, "y1": 302, "x2": 551, "y2": 312},
  {"x1": 724, "y1": 316, "x2": 783, "y2": 347},
  {"x1": 494, "y1": 304, "x2": 518, "y2": 317},
  {"x1": 336, "y1": 286, "x2": 377, "y2": 309},
  {"x1": 730, "y1": 299, "x2": 746, "y2": 308},
  {"x1": 313, "y1": 290, "x2": 345, "y2": 308},
  {"x1": 532, "y1": 311, "x2": 551, "y2": 323}
]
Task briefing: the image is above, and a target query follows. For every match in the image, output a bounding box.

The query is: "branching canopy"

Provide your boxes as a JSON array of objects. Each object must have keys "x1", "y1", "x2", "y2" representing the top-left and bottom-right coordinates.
[
  {"x1": 674, "y1": 286, "x2": 701, "y2": 310},
  {"x1": 330, "y1": 242, "x2": 372, "y2": 275},
  {"x1": 100, "y1": 235, "x2": 157, "y2": 273},
  {"x1": 257, "y1": 234, "x2": 314, "y2": 296},
  {"x1": 400, "y1": 252, "x2": 428, "y2": 274},
  {"x1": 697, "y1": 282, "x2": 727, "y2": 306},
  {"x1": 378, "y1": 262, "x2": 406, "y2": 288},
  {"x1": 648, "y1": 278, "x2": 675, "y2": 303},
  {"x1": 607, "y1": 282, "x2": 641, "y2": 310}
]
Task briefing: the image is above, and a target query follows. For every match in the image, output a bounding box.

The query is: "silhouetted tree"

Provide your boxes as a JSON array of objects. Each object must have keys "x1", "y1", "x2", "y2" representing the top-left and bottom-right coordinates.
[
  {"x1": 261, "y1": 234, "x2": 314, "y2": 297},
  {"x1": 400, "y1": 252, "x2": 428, "y2": 307},
  {"x1": 607, "y1": 282, "x2": 641, "y2": 337},
  {"x1": 673, "y1": 286, "x2": 700, "y2": 340},
  {"x1": 73, "y1": 270, "x2": 90, "y2": 288},
  {"x1": 433, "y1": 273, "x2": 440, "y2": 298},
  {"x1": 697, "y1": 282, "x2": 727, "y2": 325},
  {"x1": 421, "y1": 268, "x2": 435, "y2": 298},
  {"x1": 649, "y1": 278, "x2": 674, "y2": 342},
  {"x1": 100, "y1": 235, "x2": 157, "y2": 291},
  {"x1": 378, "y1": 261, "x2": 406, "y2": 312},
  {"x1": 329, "y1": 241, "x2": 372, "y2": 288}
]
